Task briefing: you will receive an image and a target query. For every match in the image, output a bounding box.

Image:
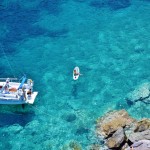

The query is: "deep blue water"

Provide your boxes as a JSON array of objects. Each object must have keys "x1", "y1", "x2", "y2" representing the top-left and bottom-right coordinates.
[{"x1": 0, "y1": 0, "x2": 150, "y2": 149}]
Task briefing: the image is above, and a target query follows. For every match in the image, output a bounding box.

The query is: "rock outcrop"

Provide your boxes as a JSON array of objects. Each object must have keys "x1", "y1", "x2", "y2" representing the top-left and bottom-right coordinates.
[
  {"x1": 96, "y1": 110, "x2": 136, "y2": 138},
  {"x1": 96, "y1": 110, "x2": 150, "y2": 150}
]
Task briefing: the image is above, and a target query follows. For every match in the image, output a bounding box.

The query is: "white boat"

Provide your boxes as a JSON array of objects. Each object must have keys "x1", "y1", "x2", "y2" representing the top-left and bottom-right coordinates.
[
  {"x1": 0, "y1": 76, "x2": 38, "y2": 104},
  {"x1": 73, "y1": 66, "x2": 80, "y2": 80}
]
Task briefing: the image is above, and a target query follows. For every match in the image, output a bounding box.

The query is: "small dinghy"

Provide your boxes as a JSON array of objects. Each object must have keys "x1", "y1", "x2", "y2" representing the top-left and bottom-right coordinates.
[
  {"x1": 73, "y1": 67, "x2": 80, "y2": 80},
  {"x1": 0, "y1": 76, "x2": 38, "y2": 105}
]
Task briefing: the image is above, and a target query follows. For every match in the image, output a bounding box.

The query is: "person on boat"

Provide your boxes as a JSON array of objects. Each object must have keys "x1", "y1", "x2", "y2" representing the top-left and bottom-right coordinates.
[
  {"x1": 4, "y1": 78, "x2": 10, "y2": 93},
  {"x1": 27, "y1": 88, "x2": 32, "y2": 97},
  {"x1": 22, "y1": 85, "x2": 27, "y2": 100},
  {"x1": 5, "y1": 78, "x2": 10, "y2": 86},
  {"x1": 74, "y1": 69, "x2": 80, "y2": 76},
  {"x1": 74, "y1": 69, "x2": 77, "y2": 76}
]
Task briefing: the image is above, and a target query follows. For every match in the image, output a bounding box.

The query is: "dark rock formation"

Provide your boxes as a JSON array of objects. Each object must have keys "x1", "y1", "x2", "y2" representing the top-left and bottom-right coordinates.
[{"x1": 65, "y1": 113, "x2": 77, "y2": 122}]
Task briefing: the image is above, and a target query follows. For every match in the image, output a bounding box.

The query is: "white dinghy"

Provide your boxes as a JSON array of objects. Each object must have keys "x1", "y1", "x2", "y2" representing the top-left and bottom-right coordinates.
[
  {"x1": 73, "y1": 66, "x2": 80, "y2": 80},
  {"x1": 0, "y1": 76, "x2": 38, "y2": 104}
]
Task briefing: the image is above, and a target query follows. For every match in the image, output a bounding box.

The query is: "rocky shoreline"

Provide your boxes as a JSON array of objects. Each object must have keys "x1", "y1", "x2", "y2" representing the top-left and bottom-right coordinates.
[
  {"x1": 62, "y1": 82, "x2": 150, "y2": 150},
  {"x1": 95, "y1": 109, "x2": 150, "y2": 150}
]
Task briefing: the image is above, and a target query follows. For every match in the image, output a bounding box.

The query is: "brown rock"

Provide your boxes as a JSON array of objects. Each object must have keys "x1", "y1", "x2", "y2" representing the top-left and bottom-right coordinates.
[{"x1": 96, "y1": 110, "x2": 135, "y2": 138}]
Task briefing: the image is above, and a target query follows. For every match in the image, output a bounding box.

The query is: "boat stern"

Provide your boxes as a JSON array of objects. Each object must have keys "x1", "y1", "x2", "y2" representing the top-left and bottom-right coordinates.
[{"x1": 26, "y1": 92, "x2": 38, "y2": 104}]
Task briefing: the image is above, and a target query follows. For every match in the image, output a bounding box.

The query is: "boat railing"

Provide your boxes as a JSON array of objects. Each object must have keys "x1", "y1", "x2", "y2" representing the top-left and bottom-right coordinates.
[{"x1": 0, "y1": 78, "x2": 18, "y2": 82}]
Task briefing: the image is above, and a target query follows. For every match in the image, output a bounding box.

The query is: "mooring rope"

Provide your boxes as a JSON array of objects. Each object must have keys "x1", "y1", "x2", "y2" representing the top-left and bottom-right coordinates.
[{"x1": 0, "y1": 44, "x2": 16, "y2": 78}]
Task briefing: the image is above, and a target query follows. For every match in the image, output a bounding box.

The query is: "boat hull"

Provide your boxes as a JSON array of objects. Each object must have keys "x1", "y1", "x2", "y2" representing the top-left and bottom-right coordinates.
[{"x1": 0, "y1": 92, "x2": 38, "y2": 104}]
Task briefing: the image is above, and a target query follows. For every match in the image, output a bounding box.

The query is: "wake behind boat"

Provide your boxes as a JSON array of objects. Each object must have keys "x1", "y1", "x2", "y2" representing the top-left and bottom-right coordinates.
[{"x1": 0, "y1": 76, "x2": 38, "y2": 104}]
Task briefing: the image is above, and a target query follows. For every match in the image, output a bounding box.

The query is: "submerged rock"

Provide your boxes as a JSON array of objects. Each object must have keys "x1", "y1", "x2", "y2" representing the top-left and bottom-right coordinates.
[
  {"x1": 65, "y1": 113, "x2": 77, "y2": 122},
  {"x1": 62, "y1": 140, "x2": 82, "y2": 150},
  {"x1": 69, "y1": 141, "x2": 82, "y2": 150},
  {"x1": 88, "y1": 144, "x2": 101, "y2": 150},
  {"x1": 76, "y1": 126, "x2": 89, "y2": 135},
  {"x1": 126, "y1": 82, "x2": 150, "y2": 104}
]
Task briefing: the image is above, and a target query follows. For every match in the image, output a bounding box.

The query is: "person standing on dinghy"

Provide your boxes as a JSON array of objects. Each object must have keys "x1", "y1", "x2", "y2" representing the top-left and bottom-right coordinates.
[
  {"x1": 73, "y1": 67, "x2": 83, "y2": 80},
  {"x1": 74, "y1": 69, "x2": 80, "y2": 76}
]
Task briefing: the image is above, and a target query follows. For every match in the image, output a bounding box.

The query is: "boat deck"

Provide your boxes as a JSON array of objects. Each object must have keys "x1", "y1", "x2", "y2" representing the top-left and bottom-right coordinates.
[{"x1": 0, "y1": 81, "x2": 38, "y2": 105}]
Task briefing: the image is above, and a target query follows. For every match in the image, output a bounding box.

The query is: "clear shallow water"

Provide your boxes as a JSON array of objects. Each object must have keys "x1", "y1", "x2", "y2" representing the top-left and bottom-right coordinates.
[{"x1": 0, "y1": 0, "x2": 150, "y2": 149}]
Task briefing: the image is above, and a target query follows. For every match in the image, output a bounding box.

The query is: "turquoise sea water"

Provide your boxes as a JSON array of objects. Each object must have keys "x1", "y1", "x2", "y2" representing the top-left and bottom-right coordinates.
[{"x1": 0, "y1": 0, "x2": 150, "y2": 149}]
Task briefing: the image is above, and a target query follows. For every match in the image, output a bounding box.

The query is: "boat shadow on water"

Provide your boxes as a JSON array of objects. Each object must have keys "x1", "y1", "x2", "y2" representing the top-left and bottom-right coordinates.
[
  {"x1": 71, "y1": 82, "x2": 82, "y2": 99},
  {"x1": 0, "y1": 109, "x2": 35, "y2": 127},
  {"x1": 72, "y1": 83, "x2": 78, "y2": 99}
]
